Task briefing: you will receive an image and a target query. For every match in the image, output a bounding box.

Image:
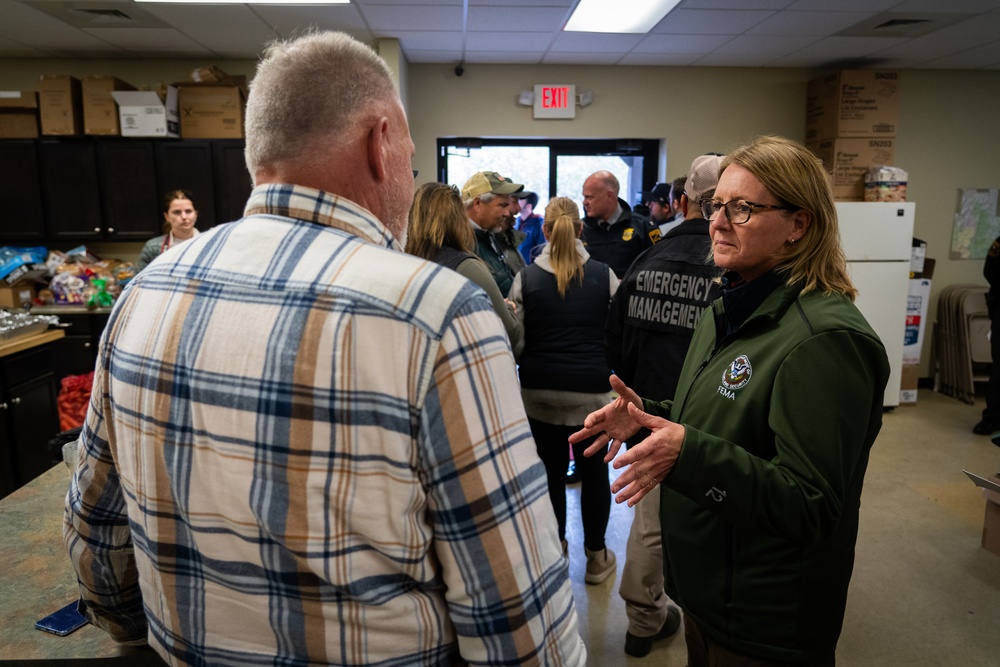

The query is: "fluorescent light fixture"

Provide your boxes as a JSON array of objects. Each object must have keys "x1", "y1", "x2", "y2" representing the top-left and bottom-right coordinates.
[
  {"x1": 564, "y1": 0, "x2": 681, "y2": 33},
  {"x1": 134, "y1": 0, "x2": 348, "y2": 4}
]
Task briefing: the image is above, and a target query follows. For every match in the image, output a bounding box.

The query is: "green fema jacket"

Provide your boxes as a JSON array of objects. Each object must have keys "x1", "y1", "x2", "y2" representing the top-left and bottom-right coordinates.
[{"x1": 644, "y1": 280, "x2": 889, "y2": 664}]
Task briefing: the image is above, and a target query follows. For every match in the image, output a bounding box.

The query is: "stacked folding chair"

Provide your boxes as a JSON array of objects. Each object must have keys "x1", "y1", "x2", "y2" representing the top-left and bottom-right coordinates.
[{"x1": 934, "y1": 284, "x2": 991, "y2": 404}]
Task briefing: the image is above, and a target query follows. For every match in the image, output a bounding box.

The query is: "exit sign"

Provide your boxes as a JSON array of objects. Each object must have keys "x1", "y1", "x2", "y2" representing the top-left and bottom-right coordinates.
[{"x1": 533, "y1": 84, "x2": 576, "y2": 119}]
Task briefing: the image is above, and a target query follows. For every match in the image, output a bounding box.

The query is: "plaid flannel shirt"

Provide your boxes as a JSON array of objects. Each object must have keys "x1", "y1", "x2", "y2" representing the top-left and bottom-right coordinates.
[{"x1": 64, "y1": 184, "x2": 585, "y2": 666}]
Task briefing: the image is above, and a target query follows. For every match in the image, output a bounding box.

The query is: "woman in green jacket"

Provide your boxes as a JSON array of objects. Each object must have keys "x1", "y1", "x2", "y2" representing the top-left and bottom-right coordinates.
[{"x1": 573, "y1": 136, "x2": 890, "y2": 666}]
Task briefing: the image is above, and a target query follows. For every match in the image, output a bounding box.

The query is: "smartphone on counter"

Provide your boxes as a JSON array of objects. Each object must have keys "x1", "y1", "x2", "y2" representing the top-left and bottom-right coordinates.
[{"x1": 35, "y1": 600, "x2": 89, "y2": 636}]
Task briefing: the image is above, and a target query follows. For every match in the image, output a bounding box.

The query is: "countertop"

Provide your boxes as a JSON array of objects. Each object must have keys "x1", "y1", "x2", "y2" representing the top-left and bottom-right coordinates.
[
  {"x1": 0, "y1": 328, "x2": 64, "y2": 359},
  {"x1": 0, "y1": 464, "x2": 163, "y2": 664},
  {"x1": 31, "y1": 305, "x2": 114, "y2": 316}
]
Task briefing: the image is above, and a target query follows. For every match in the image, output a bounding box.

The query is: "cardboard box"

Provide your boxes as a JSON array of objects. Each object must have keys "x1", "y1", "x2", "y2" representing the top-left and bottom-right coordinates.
[
  {"x1": 0, "y1": 282, "x2": 36, "y2": 310},
  {"x1": 82, "y1": 75, "x2": 135, "y2": 135},
  {"x1": 38, "y1": 74, "x2": 82, "y2": 136},
  {"x1": 984, "y1": 489, "x2": 1000, "y2": 557},
  {"x1": 806, "y1": 70, "x2": 900, "y2": 142},
  {"x1": 178, "y1": 85, "x2": 244, "y2": 139},
  {"x1": 808, "y1": 137, "x2": 895, "y2": 201},
  {"x1": 0, "y1": 90, "x2": 39, "y2": 138},
  {"x1": 903, "y1": 278, "x2": 931, "y2": 366},
  {"x1": 899, "y1": 363, "x2": 919, "y2": 404},
  {"x1": 111, "y1": 86, "x2": 179, "y2": 138}
]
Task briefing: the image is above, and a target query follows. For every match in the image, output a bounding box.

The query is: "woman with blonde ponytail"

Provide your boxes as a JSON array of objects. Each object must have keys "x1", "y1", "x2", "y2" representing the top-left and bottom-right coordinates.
[{"x1": 508, "y1": 196, "x2": 620, "y2": 583}]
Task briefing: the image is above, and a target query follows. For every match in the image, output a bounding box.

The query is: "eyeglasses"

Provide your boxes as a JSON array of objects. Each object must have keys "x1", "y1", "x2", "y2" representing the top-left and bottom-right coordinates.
[{"x1": 701, "y1": 199, "x2": 795, "y2": 225}]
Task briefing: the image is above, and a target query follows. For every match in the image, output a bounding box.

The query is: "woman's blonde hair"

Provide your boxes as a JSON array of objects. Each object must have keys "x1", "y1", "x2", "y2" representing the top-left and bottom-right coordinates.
[
  {"x1": 543, "y1": 197, "x2": 585, "y2": 298},
  {"x1": 405, "y1": 182, "x2": 475, "y2": 260},
  {"x1": 720, "y1": 135, "x2": 857, "y2": 300}
]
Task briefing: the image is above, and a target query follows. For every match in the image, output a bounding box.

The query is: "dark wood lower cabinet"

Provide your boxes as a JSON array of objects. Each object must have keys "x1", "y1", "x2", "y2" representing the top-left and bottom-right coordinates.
[{"x1": 0, "y1": 343, "x2": 61, "y2": 499}]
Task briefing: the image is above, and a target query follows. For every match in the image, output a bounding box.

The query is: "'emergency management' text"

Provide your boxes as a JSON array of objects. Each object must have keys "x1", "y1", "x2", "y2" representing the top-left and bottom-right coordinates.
[{"x1": 626, "y1": 271, "x2": 714, "y2": 331}]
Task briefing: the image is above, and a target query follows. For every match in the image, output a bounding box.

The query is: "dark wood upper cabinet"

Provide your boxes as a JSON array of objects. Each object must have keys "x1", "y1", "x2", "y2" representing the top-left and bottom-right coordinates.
[
  {"x1": 96, "y1": 140, "x2": 161, "y2": 240},
  {"x1": 154, "y1": 140, "x2": 218, "y2": 229},
  {"x1": 212, "y1": 140, "x2": 253, "y2": 226},
  {"x1": 38, "y1": 139, "x2": 103, "y2": 241},
  {"x1": 0, "y1": 141, "x2": 46, "y2": 244},
  {"x1": 4, "y1": 137, "x2": 249, "y2": 244}
]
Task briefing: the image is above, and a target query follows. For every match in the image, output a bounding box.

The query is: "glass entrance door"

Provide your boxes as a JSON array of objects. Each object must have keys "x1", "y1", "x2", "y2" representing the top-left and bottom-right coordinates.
[{"x1": 438, "y1": 138, "x2": 658, "y2": 216}]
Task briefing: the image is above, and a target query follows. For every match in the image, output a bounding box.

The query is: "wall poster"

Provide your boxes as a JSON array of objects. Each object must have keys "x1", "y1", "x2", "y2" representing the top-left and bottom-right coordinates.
[{"x1": 951, "y1": 188, "x2": 1000, "y2": 259}]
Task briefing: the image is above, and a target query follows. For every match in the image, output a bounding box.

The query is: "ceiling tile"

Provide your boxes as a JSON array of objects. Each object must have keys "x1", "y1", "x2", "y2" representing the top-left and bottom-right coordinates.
[
  {"x1": 617, "y1": 52, "x2": 705, "y2": 66},
  {"x1": 393, "y1": 31, "x2": 464, "y2": 51},
  {"x1": 542, "y1": 51, "x2": 627, "y2": 65},
  {"x1": 711, "y1": 34, "x2": 817, "y2": 58},
  {"x1": 84, "y1": 27, "x2": 210, "y2": 57},
  {"x1": 890, "y1": 0, "x2": 1000, "y2": 12},
  {"x1": 360, "y1": 4, "x2": 463, "y2": 31},
  {"x1": 633, "y1": 33, "x2": 734, "y2": 54},
  {"x1": 870, "y1": 15, "x2": 1000, "y2": 60},
  {"x1": 549, "y1": 33, "x2": 645, "y2": 53},
  {"x1": 771, "y1": 35, "x2": 908, "y2": 67},
  {"x1": 747, "y1": 10, "x2": 878, "y2": 36},
  {"x1": 251, "y1": 5, "x2": 371, "y2": 38},
  {"x1": 787, "y1": 0, "x2": 898, "y2": 11},
  {"x1": 651, "y1": 8, "x2": 777, "y2": 35},
  {"x1": 681, "y1": 0, "x2": 793, "y2": 8},
  {"x1": 139, "y1": 5, "x2": 280, "y2": 56},
  {"x1": 465, "y1": 32, "x2": 556, "y2": 51},
  {"x1": 464, "y1": 51, "x2": 546, "y2": 64},
  {"x1": 468, "y1": 6, "x2": 569, "y2": 31},
  {"x1": 399, "y1": 50, "x2": 464, "y2": 63}
]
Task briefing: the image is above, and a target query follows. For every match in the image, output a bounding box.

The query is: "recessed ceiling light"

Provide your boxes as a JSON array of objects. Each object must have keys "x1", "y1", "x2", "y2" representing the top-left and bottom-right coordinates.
[{"x1": 565, "y1": 0, "x2": 681, "y2": 34}]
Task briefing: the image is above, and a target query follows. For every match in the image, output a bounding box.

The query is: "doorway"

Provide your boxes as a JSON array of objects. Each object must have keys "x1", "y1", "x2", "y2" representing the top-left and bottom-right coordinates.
[{"x1": 437, "y1": 138, "x2": 659, "y2": 216}]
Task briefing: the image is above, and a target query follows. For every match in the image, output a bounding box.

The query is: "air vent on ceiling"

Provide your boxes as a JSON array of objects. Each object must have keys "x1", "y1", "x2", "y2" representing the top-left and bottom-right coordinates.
[
  {"x1": 837, "y1": 12, "x2": 972, "y2": 39},
  {"x1": 875, "y1": 19, "x2": 930, "y2": 30},
  {"x1": 70, "y1": 8, "x2": 134, "y2": 22},
  {"x1": 29, "y1": 2, "x2": 169, "y2": 30}
]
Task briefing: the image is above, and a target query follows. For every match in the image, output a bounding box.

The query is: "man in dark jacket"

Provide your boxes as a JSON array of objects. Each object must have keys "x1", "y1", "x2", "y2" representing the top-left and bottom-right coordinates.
[
  {"x1": 582, "y1": 170, "x2": 656, "y2": 278},
  {"x1": 606, "y1": 153, "x2": 725, "y2": 658},
  {"x1": 516, "y1": 191, "x2": 545, "y2": 265},
  {"x1": 975, "y1": 235, "x2": 1000, "y2": 434},
  {"x1": 462, "y1": 170, "x2": 524, "y2": 297}
]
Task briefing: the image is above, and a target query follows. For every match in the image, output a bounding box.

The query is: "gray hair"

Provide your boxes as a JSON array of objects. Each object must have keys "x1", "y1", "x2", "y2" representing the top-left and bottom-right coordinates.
[
  {"x1": 463, "y1": 192, "x2": 500, "y2": 209},
  {"x1": 244, "y1": 30, "x2": 398, "y2": 176}
]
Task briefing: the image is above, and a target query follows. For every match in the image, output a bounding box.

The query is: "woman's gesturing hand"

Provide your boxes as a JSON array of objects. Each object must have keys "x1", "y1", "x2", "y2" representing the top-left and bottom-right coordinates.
[
  {"x1": 568, "y1": 375, "x2": 643, "y2": 464},
  {"x1": 604, "y1": 405, "x2": 684, "y2": 507}
]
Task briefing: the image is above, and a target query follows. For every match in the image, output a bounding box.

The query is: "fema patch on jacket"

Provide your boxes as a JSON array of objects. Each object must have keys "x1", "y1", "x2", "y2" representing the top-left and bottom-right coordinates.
[{"x1": 722, "y1": 354, "x2": 752, "y2": 390}]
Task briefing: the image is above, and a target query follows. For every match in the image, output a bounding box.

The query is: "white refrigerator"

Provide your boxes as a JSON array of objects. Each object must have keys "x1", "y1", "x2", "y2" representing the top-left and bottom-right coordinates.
[{"x1": 836, "y1": 202, "x2": 915, "y2": 408}]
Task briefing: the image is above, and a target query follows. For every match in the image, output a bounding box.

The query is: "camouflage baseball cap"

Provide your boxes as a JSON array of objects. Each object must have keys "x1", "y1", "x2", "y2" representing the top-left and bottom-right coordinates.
[{"x1": 461, "y1": 171, "x2": 525, "y2": 200}]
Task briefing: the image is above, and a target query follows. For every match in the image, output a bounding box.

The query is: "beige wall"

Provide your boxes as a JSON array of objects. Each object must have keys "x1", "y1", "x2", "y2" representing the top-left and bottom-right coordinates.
[
  {"x1": 3, "y1": 58, "x2": 998, "y2": 376},
  {"x1": 407, "y1": 63, "x2": 1000, "y2": 378}
]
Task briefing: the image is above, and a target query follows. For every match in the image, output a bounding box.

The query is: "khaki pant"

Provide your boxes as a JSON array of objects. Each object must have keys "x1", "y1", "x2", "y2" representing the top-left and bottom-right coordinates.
[{"x1": 618, "y1": 484, "x2": 670, "y2": 636}]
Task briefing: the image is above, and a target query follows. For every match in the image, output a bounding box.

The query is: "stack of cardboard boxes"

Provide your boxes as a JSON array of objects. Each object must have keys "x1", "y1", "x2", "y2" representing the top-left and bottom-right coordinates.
[
  {"x1": 806, "y1": 70, "x2": 901, "y2": 201},
  {"x1": 0, "y1": 68, "x2": 245, "y2": 140}
]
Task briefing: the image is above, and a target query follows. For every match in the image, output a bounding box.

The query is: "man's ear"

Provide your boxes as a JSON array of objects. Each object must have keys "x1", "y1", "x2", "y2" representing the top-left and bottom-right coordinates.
[{"x1": 366, "y1": 116, "x2": 390, "y2": 182}]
